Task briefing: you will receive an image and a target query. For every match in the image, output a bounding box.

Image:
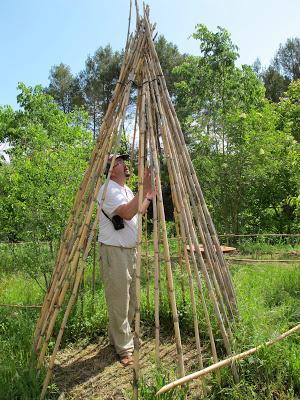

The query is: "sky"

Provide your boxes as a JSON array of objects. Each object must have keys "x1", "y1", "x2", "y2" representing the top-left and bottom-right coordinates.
[{"x1": 1, "y1": 0, "x2": 300, "y2": 109}]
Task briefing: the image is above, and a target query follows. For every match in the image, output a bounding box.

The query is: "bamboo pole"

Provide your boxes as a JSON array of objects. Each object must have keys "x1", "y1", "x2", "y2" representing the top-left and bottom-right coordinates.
[
  {"x1": 0, "y1": 303, "x2": 42, "y2": 309},
  {"x1": 161, "y1": 113, "x2": 239, "y2": 381},
  {"x1": 180, "y1": 172, "x2": 234, "y2": 329},
  {"x1": 35, "y1": 15, "x2": 145, "y2": 351},
  {"x1": 159, "y1": 83, "x2": 237, "y2": 381},
  {"x1": 92, "y1": 234, "x2": 96, "y2": 309},
  {"x1": 133, "y1": 71, "x2": 146, "y2": 400},
  {"x1": 34, "y1": 107, "x2": 119, "y2": 350},
  {"x1": 36, "y1": 54, "x2": 136, "y2": 373},
  {"x1": 39, "y1": 73, "x2": 135, "y2": 398},
  {"x1": 143, "y1": 9, "x2": 237, "y2": 319},
  {"x1": 35, "y1": 59, "x2": 137, "y2": 353},
  {"x1": 35, "y1": 19, "x2": 146, "y2": 341},
  {"x1": 35, "y1": 111, "x2": 116, "y2": 353},
  {"x1": 146, "y1": 53, "x2": 235, "y2": 339},
  {"x1": 174, "y1": 210, "x2": 186, "y2": 306},
  {"x1": 145, "y1": 73, "x2": 185, "y2": 377},
  {"x1": 129, "y1": 88, "x2": 141, "y2": 187},
  {"x1": 157, "y1": 324, "x2": 300, "y2": 395},
  {"x1": 145, "y1": 56, "x2": 219, "y2": 368},
  {"x1": 144, "y1": 212, "x2": 151, "y2": 311},
  {"x1": 145, "y1": 63, "x2": 205, "y2": 370},
  {"x1": 151, "y1": 156, "x2": 161, "y2": 367},
  {"x1": 125, "y1": 0, "x2": 132, "y2": 51}
]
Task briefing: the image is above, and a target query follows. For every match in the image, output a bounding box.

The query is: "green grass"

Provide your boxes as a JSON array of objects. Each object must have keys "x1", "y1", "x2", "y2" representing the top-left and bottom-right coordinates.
[
  {"x1": 232, "y1": 237, "x2": 300, "y2": 257},
  {"x1": 0, "y1": 241, "x2": 299, "y2": 399},
  {"x1": 206, "y1": 264, "x2": 300, "y2": 399}
]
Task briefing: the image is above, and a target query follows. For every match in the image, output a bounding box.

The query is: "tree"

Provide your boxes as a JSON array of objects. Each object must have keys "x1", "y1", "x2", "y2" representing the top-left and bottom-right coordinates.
[
  {"x1": 262, "y1": 66, "x2": 289, "y2": 102},
  {"x1": 277, "y1": 79, "x2": 300, "y2": 142},
  {"x1": 46, "y1": 63, "x2": 84, "y2": 113},
  {"x1": 173, "y1": 24, "x2": 299, "y2": 234},
  {"x1": 0, "y1": 83, "x2": 93, "y2": 243},
  {"x1": 79, "y1": 45, "x2": 123, "y2": 139},
  {"x1": 262, "y1": 37, "x2": 300, "y2": 102},
  {"x1": 274, "y1": 38, "x2": 300, "y2": 81},
  {"x1": 154, "y1": 35, "x2": 187, "y2": 97}
]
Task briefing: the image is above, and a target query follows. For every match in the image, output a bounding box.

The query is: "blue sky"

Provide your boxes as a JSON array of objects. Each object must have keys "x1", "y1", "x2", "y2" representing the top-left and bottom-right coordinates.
[{"x1": 1, "y1": 0, "x2": 300, "y2": 109}]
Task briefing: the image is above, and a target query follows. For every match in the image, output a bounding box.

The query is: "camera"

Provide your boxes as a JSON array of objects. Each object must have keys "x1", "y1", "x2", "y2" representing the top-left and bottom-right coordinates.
[{"x1": 111, "y1": 215, "x2": 125, "y2": 230}]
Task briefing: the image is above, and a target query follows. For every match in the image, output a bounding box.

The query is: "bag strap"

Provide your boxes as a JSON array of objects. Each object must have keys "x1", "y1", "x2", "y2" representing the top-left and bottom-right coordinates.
[{"x1": 101, "y1": 209, "x2": 112, "y2": 222}]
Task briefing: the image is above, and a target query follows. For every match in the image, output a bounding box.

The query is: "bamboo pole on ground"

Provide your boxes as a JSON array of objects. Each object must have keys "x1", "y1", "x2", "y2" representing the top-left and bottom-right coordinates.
[{"x1": 157, "y1": 323, "x2": 300, "y2": 395}]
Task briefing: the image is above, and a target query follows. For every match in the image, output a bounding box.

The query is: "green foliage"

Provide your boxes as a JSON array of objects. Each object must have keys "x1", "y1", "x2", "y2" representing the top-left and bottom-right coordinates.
[
  {"x1": 154, "y1": 35, "x2": 187, "y2": 97},
  {"x1": 260, "y1": 37, "x2": 300, "y2": 102},
  {"x1": 277, "y1": 79, "x2": 300, "y2": 142},
  {"x1": 0, "y1": 242, "x2": 55, "y2": 290},
  {"x1": 273, "y1": 38, "x2": 300, "y2": 82},
  {"x1": 216, "y1": 264, "x2": 300, "y2": 399},
  {"x1": 57, "y1": 288, "x2": 109, "y2": 346},
  {"x1": 0, "y1": 257, "x2": 46, "y2": 400},
  {"x1": 0, "y1": 83, "x2": 93, "y2": 242},
  {"x1": 174, "y1": 24, "x2": 299, "y2": 234},
  {"x1": 78, "y1": 45, "x2": 123, "y2": 138},
  {"x1": 262, "y1": 66, "x2": 290, "y2": 102},
  {"x1": 138, "y1": 367, "x2": 188, "y2": 400},
  {"x1": 1, "y1": 242, "x2": 300, "y2": 398},
  {"x1": 46, "y1": 63, "x2": 84, "y2": 113},
  {"x1": 0, "y1": 308, "x2": 45, "y2": 400}
]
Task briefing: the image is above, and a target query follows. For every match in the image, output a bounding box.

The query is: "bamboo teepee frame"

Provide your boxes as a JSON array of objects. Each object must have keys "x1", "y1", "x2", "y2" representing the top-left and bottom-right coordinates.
[{"x1": 33, "y1": 4, "x2": 239, "y2": 399}]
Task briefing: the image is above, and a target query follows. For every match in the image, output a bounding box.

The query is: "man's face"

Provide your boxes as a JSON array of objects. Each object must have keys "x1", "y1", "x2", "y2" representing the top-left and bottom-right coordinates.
[{"x1": 111, "y1": 157, "x2": 130, "y2": 178}]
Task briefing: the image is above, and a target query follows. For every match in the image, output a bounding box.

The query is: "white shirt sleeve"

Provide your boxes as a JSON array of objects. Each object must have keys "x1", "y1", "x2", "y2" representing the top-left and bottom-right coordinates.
[{"x1": 97, "y1": 182, "x2": 128, "y2": 217}]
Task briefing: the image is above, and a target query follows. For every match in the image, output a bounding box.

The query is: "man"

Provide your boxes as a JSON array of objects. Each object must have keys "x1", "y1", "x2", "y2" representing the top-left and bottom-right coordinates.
[{"x1": 97, "y1": 154, "x2": 153, "y2": 366}]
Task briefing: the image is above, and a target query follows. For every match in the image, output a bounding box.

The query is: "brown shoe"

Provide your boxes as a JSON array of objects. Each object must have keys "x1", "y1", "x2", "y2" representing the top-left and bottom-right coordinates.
[{"x1": 120, "y1": 355, "x2": 134, "y2": 367}]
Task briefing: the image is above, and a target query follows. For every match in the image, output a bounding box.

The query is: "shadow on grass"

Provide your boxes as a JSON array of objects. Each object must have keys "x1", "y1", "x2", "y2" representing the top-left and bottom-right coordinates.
[{"x1": 53, "y1": 342, "x2": 118, "y2": 392}]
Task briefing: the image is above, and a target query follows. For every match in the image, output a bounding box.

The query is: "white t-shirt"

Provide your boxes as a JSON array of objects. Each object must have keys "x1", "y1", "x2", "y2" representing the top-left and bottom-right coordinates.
[{"x1": 97, "y1": 180, "x2": 138, "y2": 248}]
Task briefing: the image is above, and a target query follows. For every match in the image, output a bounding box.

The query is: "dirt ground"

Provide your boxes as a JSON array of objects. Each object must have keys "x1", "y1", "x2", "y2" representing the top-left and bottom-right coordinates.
[{"x1": 53, "y1": 335, "x2": 205, "y2": 399}]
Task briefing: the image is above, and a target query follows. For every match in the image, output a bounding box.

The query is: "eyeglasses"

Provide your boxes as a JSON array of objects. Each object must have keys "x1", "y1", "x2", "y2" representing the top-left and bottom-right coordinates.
[{"x1": 112, "y1": 160, "x2": 126, "y2": 168}]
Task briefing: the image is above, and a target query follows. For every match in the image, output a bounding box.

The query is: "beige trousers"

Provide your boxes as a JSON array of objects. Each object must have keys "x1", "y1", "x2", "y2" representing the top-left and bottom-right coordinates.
[{"x1": 99, "y1": 243, "x2": 136, "y2": 357}]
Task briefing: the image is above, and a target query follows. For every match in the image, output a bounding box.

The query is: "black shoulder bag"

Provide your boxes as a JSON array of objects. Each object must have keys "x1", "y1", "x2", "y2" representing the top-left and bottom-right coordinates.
[{"x1": 102, "y1": 209, "x2": 125, "y2": 230}]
